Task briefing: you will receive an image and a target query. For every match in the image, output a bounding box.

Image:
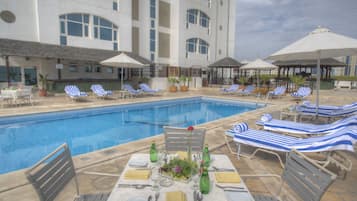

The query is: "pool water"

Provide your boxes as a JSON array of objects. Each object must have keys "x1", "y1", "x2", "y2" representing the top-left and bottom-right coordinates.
[{"x1": 0, "y1": 97, "x2": 264, "y2": 173}]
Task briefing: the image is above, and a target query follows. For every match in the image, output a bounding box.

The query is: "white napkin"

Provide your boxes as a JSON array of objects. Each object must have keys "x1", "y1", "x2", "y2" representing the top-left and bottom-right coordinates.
[{"x1": 128, "y1": 159, "x2": 148, "y2": 168}]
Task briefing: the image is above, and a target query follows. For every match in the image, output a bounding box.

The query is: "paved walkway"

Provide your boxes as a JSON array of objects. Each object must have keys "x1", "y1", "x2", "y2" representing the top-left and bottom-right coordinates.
[{"x1": 0, "y1": 88, "x2": 356, "y2": 201}]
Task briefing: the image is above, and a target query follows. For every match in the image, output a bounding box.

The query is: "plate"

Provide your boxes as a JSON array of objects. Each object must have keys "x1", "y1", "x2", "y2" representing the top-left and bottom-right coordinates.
[{"x1": 127, "y1": 196, "x2": 147, "y2": 201}]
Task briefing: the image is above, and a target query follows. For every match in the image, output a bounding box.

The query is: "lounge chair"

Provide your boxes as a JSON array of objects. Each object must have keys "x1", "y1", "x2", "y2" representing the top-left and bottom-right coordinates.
[
  {"x1": 296, "y1": 104, "x2": 357, "y2": 118},
  {"x1": 291, "y1": 86, "x2": 311, "y2": 100},
  {"x1": 266, "y1": 86, "x2": 286, "y2": 99},
  {"x1": 226, "y1": 122, "x2": 356, "y2": 168},
  {"x1": 64, "y1": 85, "x2": 88, "y2": 101},
  {"x1": 90, "y1": 84, "x2": 113, "y2": 98},
  {"x1": 163, "y1": 126, "x2": 206, "y2": 152},
  {"x1": 248, "y1": 150, "x2": 337, "y2": 201},
  {"x1": 123, "y1": 84, "x2": 142, "y2": 97},
  {"x1": 300, "y1": 101, "x2": 357, "y2": 111},
  {"x1": 220, "y1": 84, "x2": 240, "y2": 94},
  {"x1": 25, "y1": 144, "x2": 111, "y2": 201},
  {"x1": 257, "y1": 114, "x2": 357, "y2": 135},
  {"x1": 237, "y1": 85, "x2": 255, "y2": 96},
  {"x1": 139, "y1": 83, "x2": 162, "y2": 95}
]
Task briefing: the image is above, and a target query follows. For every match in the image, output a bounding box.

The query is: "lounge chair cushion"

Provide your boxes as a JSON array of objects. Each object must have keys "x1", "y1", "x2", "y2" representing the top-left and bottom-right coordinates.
[
  {"x1": 261, "y1": 114, "x2": 272, "y2": 122},
  {"x1": 233, "y1": 122, "x2": 249, "y2": 133}
]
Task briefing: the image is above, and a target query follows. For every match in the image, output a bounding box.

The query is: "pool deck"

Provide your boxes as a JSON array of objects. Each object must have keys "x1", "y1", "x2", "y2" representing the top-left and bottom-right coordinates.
[{"x1": 0, "y1": 88, "x2": 356, "y2": 201}]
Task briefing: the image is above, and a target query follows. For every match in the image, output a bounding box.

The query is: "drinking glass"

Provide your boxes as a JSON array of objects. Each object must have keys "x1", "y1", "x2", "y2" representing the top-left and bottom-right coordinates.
[{"x1": 151, "y1": 167, "x2": 161, "y2": 192}]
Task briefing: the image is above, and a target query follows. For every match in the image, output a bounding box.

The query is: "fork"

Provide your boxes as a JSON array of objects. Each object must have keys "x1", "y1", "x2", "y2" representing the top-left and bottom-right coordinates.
[{"x1": 154, "y1": 192, "x2": 160, "y2": 201}]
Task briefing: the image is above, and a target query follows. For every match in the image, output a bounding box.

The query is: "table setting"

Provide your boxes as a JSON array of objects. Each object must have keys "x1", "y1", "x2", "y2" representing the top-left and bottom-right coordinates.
[{"x1": 107, "y1": 143, "x2": 254, "y2": 201}]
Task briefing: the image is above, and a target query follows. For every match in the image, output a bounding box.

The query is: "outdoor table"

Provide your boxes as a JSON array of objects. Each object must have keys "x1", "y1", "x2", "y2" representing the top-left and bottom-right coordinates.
[
  {"x1": 280, "y1": 109, "x2": 301, "y2": 122},
  {"x1": 107, "y1": 154, "x2": 254, "y2": 201},
  {"x1": 119, "y1": 90, "x2": 131, "y2": 99}
]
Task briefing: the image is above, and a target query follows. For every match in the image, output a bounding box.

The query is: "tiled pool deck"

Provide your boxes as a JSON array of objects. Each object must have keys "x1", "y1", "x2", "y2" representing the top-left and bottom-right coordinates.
[{"x1": 0, "y1": 88, "x2": 356, "y2": 201}]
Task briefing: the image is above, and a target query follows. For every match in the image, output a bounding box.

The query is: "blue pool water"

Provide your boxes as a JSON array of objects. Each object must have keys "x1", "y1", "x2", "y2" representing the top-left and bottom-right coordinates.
[{"x1": 0, "y1": 97, "x2": 264, "y2": 173}]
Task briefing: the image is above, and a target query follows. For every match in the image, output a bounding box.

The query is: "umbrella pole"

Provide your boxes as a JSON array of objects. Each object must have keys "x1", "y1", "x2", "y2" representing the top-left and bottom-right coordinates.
[
  {"x1": 316, "y1": 51, "x2": 321, "y2": 117},
  {"x1": 121, "y1": 67, "x2": 124, "y2": 90}
]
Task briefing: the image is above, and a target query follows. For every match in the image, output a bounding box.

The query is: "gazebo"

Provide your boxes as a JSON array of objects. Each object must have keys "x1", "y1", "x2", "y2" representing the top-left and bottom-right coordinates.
[
  {"x1": 208, "y1": 57, "x2": 242, "y2": 85},
  {"x1": 273, "y1": 58, "x2": 346, "y2": 79}
]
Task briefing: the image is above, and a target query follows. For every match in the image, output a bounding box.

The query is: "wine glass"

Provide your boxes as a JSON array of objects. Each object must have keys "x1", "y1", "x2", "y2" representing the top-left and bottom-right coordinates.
[{"x1": 151, "y1": 167, "x2": 161, "y2": 192}]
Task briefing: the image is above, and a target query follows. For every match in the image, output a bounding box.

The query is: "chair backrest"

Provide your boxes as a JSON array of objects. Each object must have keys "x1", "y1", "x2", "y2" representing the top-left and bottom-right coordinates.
[
  {"x1": 281, "y1": 150, "x2": 336, "y2": 201},
  {"x1": 244, "y1": 85, "x2": 255, "y2": 93},
  {"x1": 164, "y1": 126, "x2": 206, "y2": 152},
  {"x1": 123, "y1": 84, "x2": 135, "y2": 91},
  {"x1": 298, "y1": 87, "x2": 311, "y2": 97},
  {"x1": 229, "y1": 84, "x2": 239, "y2": 90},
  {"x1": 25, "y1": 144, "x2": 79, "y2": 201},
  {"x1": 139, "y1": 83, "x2": 151, "y2": 90},
  {"x1": 64, "y1": 85, "x2": 80, "y2": 95}
]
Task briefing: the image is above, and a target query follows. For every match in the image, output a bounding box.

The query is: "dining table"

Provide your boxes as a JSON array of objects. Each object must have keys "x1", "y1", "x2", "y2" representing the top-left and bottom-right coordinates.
[{"x1": 107, "y1": 153, "x2": 255, "y2": 201}]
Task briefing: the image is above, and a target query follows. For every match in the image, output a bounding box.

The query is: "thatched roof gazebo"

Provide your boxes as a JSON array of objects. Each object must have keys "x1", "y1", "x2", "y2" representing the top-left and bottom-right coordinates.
[
  {"x1": 208, "y1": 57, "x2": 242, "y2": 84},
  {"x1": 273, "y1": 58, "x2": 346, "y2": 79}
]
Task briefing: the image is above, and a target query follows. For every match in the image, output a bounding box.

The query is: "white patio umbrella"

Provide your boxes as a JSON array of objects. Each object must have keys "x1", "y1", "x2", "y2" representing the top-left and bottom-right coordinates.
[
  {"x1": 268, "y1": 27, "x2": 357, "y2": 115},
  {"x1": 100, "y1": 52, "x2": 145, "y2": 89},
  {"x1": 240, "y1": 59, "x2": 278, "y2": 94}
]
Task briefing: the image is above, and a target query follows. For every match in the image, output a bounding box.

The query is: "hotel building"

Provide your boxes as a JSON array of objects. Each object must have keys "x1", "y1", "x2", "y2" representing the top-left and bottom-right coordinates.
[{"x1": 0, "y1": 0, "x2": 236, "y2": 89}]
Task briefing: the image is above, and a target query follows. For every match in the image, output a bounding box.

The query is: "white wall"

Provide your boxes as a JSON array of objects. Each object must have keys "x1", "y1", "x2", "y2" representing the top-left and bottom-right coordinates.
[{"x1": 0, "y1": 0, "x2": 39, "y2": 41}]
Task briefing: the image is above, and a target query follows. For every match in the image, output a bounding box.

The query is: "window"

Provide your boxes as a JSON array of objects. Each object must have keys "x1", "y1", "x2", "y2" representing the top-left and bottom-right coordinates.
[
  {"x1": 60, "y1": 35, "x2": 67, "y2": 45},
  {"x1": 106, "y1": 67, "x2": 114, "y2": 73},
  {"x1": 200, "y1": 12, "x2": 209, "y2": 28},
  {"x1": 187, "y1": 9, "x2": 198, "y2": 24},
  {"x1": 95, "y1": 65, "x2": 101, "y2": 73},
  {"x1": 151, "y1": 20, "x2": 155, "y2": 28},
  {"x1": 113, "y1": 42, "x2": 118, "y2": 50},
  {"x1": 68, "y1": 64, "x2": 78, "y2": 72},
  {"x1": 151, "y1": 53, "x2": 155, "y2": 62},
  {"x1": 186, "y1": 38, "x2": 209, "y2": 56},
  {"x1": 113, "y1": 1, "x2": 118, "y2": 11},
  {"x1": 186, "y1": 38, "x2": 197, "y2": 53},
  {"x1": 85, "y1": 65, "x2": 93, "y2": 72},
  {"x1": 186, "y1": 9, "x2": 209, "y2": 29},
  {"x1": 199, "y1": 39, "x2": 209, "y2": 54},
  {"x1": 150, "y1": 29, "x2": 156, "y2": 52},
  {"x1": 93, "y1": 15, "x2": 118, "y2": 43},
  {"x1": 150, "y1": 0, "x2": 156, "y2": 18},
  {"x1": 63, "y1": 13, "x2": 89, "y2": 37},
  {"x1": 0, "y1": 66, "x2": 21, "y2": 82},
  {"x1": 208, "y1": 0, "x2": 211, "y2": 8}
]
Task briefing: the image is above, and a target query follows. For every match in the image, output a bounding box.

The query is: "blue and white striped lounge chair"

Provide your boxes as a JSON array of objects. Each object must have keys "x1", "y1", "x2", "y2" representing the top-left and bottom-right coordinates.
[
  {"x1": 90, "y1": 84, "x2": 113, "y2": 98},
  {"x1": 139, "y1": 83, "x2": 162, "y2": 95},
  {"x1": 291, "y1": 87, "x2": 311, "y2": 100},
  {"x1": 300, "y1": 101, "x2": 357, "y2": 111},
  {"x1": 123, "y1": 84, "x2": 142, "y2": 97},
  {"x1": 237, "y1": 85, "x2": 255, "y2": 96},
  {"x1": 296, "y1": 104, "x2": 357, "y2": 118},
  {"x1": 64, "y1": 85, "x2": 88, "y2": 101},
  {"x1": 226, "y1": 123, "x2": 357, "y2": 168},
  {"x1": 220, "y1": 84, "x2": 240, "y2": 94},
  {"x1": 266, "y1": 86, "x2": 286, "y2": 99},
  {"x1": 257, "y1": 114, "x2": 357, "y2": 135}
]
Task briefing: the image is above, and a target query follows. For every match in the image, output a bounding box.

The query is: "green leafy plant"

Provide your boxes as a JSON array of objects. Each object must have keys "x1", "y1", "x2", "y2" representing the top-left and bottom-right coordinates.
[
  {"x1": 238, "y1": 77, "x2": 248, "y2": 85},
  {"x1": 167, "y1": 77, "x2": 179, "y2": 86},
  {"x1": 332, "y1": 76, "x2": 357, "y2": 81},
  {"x1": 290, "y1": 75, "x2": 306, "y2": 87},
  {"x1": 39, "y1": 74, "x2": 48, "y2": 90},
  {"x1": 160, "y1": 158, "x2": 198, "y2": 179},
  {"x1": 179, "y1": 76, "x2": 187, "y2": 86}
]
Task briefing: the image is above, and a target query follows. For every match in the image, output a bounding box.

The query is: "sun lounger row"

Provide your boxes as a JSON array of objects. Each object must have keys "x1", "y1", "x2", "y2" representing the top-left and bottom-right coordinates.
[{"x1": 64, "y1": 84, "x2": 162, "y2": 100}]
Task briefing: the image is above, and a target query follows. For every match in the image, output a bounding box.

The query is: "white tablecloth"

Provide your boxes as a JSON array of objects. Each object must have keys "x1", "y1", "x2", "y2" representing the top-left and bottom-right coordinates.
[{"x1": 107, "y1": 154, "x2": 254, "y2": 201}]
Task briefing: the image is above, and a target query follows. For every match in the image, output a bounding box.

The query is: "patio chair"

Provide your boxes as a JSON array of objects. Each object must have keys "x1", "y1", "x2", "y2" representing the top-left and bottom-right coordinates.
[
  {"x1": 163, "y1": 126, "x2": 206, "y2": 152},
  {"x1": 90, "y1": 84, "x2": 113, "y2": 98},
  {"x1": 237, "y1": 85, "x2": 255, "y2": 96},
  {"x1": 139, "y1": 83, "x2": 162, "y2": 95},
  {"x1": 25, "y1": 144, "x2": 110, "y2": 201},
  {"x1": 123, "y1": 84, "x2": 142, "y2": 97},
  {"x1": 220, "y1": 84, "x2": 240, "y2": 94},
  {"x1": 225, "y1": 123, "x2": 355, "y2": 169},
  {"x1": 64, "y1": 85, "x2": 88, "y2": 101},
  {"x1": 291, "y1": 86, "x2": 311, "y2": 100},
  {"x1": 246, "y1": 150, "x2": 337, "y2": 201},
  {"x1": 256, "y1": 114, "x2": 357, "y2": 135},
  {"x1": 266, "y1": 86, "x2": 286, "y2": 99}
]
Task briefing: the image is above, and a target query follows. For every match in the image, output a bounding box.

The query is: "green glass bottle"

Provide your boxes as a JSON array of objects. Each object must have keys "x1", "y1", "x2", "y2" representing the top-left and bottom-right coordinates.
[
  {"x1": 202, "y1": 144, "x2": 210, "y2": 167},
  {"x1": 199, "y1": 166, "x2": 210, "y2": 194},
  {"x1": 150, "y1": 141, "x2": 158, "y2": 162}
]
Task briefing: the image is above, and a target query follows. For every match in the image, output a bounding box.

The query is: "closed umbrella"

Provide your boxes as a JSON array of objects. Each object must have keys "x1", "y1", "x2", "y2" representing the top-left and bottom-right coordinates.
[
  {"x1": 240, "y1": 59, "x2": 278, "y2": 96},
  {"x1": 100, "y1": 52, "x2": 145, "y2": 89},
  {"x1": 268, "y1": 27, "x2": 357, "y2": 115}
]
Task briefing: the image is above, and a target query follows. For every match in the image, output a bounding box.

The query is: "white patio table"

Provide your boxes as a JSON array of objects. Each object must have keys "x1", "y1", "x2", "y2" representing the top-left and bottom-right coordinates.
[{"x1": 107, "y1": 154, "x2": 254, "y2": 201}]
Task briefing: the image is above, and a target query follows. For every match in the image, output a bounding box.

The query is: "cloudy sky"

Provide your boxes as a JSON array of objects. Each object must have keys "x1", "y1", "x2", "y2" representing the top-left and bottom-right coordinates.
[{"x1": 235, "y1": 0, "x2": 357, "y2": 60}]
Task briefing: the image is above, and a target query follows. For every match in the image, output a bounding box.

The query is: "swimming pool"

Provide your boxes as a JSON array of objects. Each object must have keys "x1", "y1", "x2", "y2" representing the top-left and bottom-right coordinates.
[{"x1": 0, "y1": 97, "x2": 265, "y2": 173}]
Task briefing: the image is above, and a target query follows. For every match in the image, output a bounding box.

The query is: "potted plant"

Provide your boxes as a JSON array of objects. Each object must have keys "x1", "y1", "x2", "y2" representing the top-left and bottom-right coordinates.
[
  {"x1": 168, "y1": 77, "x2": 178, "y2": 92},
  {"x1": 179, "y1": 76, "x2": 189, "y2": 92},
  {"x1": 290, "y1": 75, "x2": 306, "y2": 90},
  {"x1": 38, "y1": 73, "x2": 48, "y2": 96}
]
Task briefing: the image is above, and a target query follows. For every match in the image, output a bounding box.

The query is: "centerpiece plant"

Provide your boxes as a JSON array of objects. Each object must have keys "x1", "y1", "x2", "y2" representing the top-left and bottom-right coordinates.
[{"x1": 160, "y1": 158, "x2": 198, "y2": 180}]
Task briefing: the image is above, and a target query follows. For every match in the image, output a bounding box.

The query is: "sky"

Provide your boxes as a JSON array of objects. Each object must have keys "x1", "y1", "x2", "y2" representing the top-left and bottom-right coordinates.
[{"x1": 235, "y1": 0, "x2": 357, "y2": 60}]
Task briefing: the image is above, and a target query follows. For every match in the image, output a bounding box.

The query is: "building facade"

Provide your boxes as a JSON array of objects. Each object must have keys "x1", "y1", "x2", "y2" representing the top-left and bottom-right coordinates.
[
  {"x1": 333, "y1": 56, "x2": 357, "y2": 76},
  {"x1": 0, "y1": 0, "x2": 236, "y2": 89}
]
